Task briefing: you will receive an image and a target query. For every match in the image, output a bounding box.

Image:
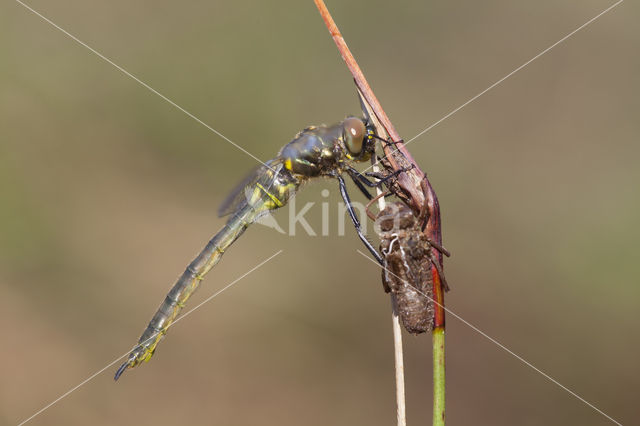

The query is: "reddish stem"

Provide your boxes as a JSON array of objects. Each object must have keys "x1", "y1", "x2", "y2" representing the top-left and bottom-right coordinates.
[
  {"x1": 313, "y1": 0, "x2": 425, "y2": 210},
  {"x1": 314, "y1": 0, "x2": 446, "y2": 327}
]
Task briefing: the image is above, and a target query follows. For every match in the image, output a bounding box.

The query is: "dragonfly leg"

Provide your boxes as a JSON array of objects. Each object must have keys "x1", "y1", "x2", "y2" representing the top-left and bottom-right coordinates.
[
  {"x1": 371, "y1": 134, "x2": 405, "y2": 148},
  {"x1": 427, "y1": 251, "x2": 450, "y2": 292},
  {"x1": 347, "y1": 165, "x2": 396, "y2": 189},
  {"x1": 346, "y1": 165, "x2": 409, "y2": 200},
  {"x1": 427, "y1": 238, "x2": 451, "y2": 258},
  {"x1": 337, "y1": 175, "x2": 383, "y2": 264},
  {"x1": 365, "y1": 191, "x2": 391, "y2": 221},
  {"x1": 365, "y1": 164, "x2": 415, "y2": 184},
  {"x1": 347, "y1": 168, "x2": 374, "y2": 200}
]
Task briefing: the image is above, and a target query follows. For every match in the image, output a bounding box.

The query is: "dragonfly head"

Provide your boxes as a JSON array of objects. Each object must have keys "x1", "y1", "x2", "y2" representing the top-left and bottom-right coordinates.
[{"x1": 342, "y1": 116, "x2": 375, "y2": 162}]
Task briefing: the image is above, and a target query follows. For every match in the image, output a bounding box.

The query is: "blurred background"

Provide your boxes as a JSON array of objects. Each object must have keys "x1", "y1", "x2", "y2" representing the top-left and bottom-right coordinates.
[{"x1": 1, "y1": 0, "x2": 637, "y2": 424}]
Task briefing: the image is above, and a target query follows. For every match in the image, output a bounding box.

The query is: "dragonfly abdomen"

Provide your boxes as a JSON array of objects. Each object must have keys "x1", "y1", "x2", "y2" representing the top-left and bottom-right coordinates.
[{"x1": 115, "y1": 183, "x2": 296, "y2": 380}]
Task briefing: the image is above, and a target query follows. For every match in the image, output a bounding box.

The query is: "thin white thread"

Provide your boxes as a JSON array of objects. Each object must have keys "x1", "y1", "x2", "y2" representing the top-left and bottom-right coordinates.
[
  {"x1": 406, "y1": 0, "x2": 623, "y2": 145},
  {"x1": 363, "y1": 0, "x2": 624, "y2": 174},
  {"x1": 14, "y1": 0, "x2": 269, "y2": 170},
  {"x1": 357, "y1": 250, "x2": 623, "y2": 426},
  {"x1": 13, "y1": 0, "x2": 625, "y2": 424},
  {"x1": 16, "y1": 250, "x2": 283, "y2": 426}
]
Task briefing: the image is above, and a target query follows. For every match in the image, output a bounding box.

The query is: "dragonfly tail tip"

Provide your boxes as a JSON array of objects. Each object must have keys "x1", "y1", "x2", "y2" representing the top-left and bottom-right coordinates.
[{"x1": 114, "y1": 362, "x2": 129, "y2": 381}]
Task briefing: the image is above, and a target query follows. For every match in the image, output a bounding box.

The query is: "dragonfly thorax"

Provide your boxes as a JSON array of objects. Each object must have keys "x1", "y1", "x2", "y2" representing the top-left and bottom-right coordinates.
[{"x1": 280, "y1": 117, "x2": 373, "y2": 177}]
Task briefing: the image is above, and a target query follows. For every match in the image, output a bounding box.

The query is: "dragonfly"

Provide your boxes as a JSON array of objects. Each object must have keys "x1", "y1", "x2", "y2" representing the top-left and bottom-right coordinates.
[{"x1": 115, "y1": 116, "x2": 392, "y2": 380}]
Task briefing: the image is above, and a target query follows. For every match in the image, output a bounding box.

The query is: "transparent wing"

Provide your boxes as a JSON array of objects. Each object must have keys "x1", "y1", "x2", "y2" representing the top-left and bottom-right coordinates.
[{"x1": 217, "y1": 164, "x2": 269, "y2": 217}]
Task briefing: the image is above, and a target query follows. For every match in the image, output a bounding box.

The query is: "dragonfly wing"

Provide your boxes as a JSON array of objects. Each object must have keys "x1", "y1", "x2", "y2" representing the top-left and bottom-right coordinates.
[
  {"x1": 217, "y1": 164, "x2": 267, "y2": 217},
  {"x1": 357, "y1": 87, "x2": 375, "y2": 127},
  {"x1": 218, "y1": 160, "x2": 293, "y2": 217}
]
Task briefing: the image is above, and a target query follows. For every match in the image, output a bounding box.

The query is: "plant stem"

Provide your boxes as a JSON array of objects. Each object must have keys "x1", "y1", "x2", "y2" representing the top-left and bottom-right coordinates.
[
  {"x1": 373, "y1": 141, "x2": 407, "y2": 426},
  {"x1": 432, "y1": 326, "x2": 446, "y2": 426},
  {"x1": 313, "y1": 0, "x2": 426, "y2": 213},
  {"x1": 313, "y1": 2, "x2": 448, "y2": 424},
  {"x1": 391, "y1": 296, "x2": 407, "y2": 426}
]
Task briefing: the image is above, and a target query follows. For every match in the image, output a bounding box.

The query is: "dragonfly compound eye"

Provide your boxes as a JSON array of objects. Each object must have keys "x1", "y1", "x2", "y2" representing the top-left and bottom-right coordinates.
[{"x1": 343, "y1": 117, "x2": 366, "y2": 155}]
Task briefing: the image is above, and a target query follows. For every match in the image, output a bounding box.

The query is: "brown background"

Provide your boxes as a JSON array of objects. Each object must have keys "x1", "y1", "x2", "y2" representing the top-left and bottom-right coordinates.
[{"x1": 1, "y1": 1, "x2": 637, "y2": 425}]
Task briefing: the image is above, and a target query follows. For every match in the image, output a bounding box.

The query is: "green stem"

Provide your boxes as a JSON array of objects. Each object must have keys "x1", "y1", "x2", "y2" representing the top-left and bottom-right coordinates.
[{"x1": 432, "y1": 326, "x2": 446, "y2": 426}]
